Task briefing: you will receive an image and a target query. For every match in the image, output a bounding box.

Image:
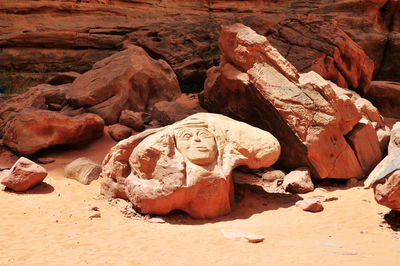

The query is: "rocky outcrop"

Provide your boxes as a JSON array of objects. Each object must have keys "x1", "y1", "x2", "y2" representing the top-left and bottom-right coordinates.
[
  {"x1": 366, "y1": 81, "x2": 400, "y2": 119},
  {"x1": 3, "y1": 108, "x2": 104, "y2": 155},
  {"x1": 200, "y1": 23, "x2": 382, "y2": 179},
  {"x1": 66, "y1": 46, "x2": 181, "y2": 124},
  {"x1": 1, "y1": 157, "x2": 47, "y2": 192},
  {"x1": 1, "y1": 0, "x2": 399, "y2": 89},
  {"x1": 267, "y1": 16, "x2": 374, "y2": 94},
  {"x1": 101, "y1": 113, "x2": 280, "y2": 218}
]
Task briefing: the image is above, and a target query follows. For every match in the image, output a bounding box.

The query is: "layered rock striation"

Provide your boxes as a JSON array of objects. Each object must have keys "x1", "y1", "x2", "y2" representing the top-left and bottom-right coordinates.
[{"x1": 1, "y1": 0, "x2": 399, "y2": 88}]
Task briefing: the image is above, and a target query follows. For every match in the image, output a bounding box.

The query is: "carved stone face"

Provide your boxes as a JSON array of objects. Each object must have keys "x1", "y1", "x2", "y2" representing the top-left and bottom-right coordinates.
[{"x1": 175, "y1": 127, "x2": 218, "y2": 166}]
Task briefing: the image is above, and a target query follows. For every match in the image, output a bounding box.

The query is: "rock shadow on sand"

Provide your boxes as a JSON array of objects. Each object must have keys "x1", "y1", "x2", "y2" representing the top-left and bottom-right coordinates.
[
  {"x1": 162, "y1": 184, "x2": 303, "y2": 225},
  {"x1": 3, "y1": 181, "x2": 55, "y2": 195}
]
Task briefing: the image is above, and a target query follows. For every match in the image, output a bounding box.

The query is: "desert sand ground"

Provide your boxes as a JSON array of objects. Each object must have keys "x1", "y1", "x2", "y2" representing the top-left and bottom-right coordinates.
[{"x1": 1, "y1": 128, "x2": 400, "y2": 266}]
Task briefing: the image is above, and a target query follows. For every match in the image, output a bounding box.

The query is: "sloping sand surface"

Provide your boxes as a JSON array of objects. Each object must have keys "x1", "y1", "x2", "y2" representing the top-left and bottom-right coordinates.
[{"x1": 1, "y1": 131, "x2": 400, "y2": 266}]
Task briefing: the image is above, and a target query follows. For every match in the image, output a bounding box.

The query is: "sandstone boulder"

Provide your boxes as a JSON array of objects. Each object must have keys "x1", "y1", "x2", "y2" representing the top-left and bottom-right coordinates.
[
  {"x1": 200, "y1": 23, "x2": 369, "y2": 179},
  {"x1": 366, "y1": 81, "x2": 400, "y2": 119},
  {"x1": 282, "y1": 167, "x2": 314, "y2": 194},
  {"x1": 267, "y1": 15, "x2": 374, "y2": 94},
  {"x1": 119, "y1": 110, "x2": 144, "y2": 132},
  {"x1": 108, "y1": 124, "x2": 132, "y2": 141},
  {"x1": 66, "y1": 46, "x2": 181, "y2": 124},
  {"x1": 1, "y1": 157, "x2": 47, "y2": 192},
  {"x1": 3, "y1": 108, "x2": 104, "y2": 155},
  {"x1": 101, "y1": 113, "x2": 280, "y2": 219},
  {"x1": 64, "y1": 157, "x2": 102, "y2": 185}
]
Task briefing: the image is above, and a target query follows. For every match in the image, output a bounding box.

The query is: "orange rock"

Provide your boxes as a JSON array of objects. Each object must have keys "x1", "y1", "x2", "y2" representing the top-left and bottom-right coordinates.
[
  {"x1": 1, "y1": 157, "x2": 47, "y2": 192},
  {"x1": 66, "y1": 46, "x2": 181, "y2": 124},
  {"x1": 1, "y1": 0, "x2": 398, "y2": 86},
  {"x1": 3, "y1": 108, "x2": 104, "y2": 155}
]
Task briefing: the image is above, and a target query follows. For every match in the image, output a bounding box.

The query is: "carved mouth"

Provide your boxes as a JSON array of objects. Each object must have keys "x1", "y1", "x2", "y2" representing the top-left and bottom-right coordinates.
[{"x1": 195, "y1": 146, "x2": 209, "y2": 152}]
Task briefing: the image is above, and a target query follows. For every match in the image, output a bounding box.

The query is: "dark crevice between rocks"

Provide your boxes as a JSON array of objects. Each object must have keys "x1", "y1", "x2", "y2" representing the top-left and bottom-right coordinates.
[{"x1": 375, "y1": 0, "x2": 399, "y2": 79}]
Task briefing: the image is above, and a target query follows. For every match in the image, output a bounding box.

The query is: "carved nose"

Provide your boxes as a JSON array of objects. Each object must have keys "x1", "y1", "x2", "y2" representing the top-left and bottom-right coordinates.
[{"x1": 193, "y1": 135, "x2": 201, "y2": 142}]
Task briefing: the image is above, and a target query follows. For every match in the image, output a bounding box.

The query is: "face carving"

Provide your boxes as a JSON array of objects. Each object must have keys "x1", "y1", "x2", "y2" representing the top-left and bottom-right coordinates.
[{"x1": 175, "y1": 127, "x2": 218, "y2": 166}]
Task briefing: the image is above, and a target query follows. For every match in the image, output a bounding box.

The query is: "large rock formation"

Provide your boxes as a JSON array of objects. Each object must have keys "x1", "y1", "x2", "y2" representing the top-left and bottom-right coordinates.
[
  {"x1": 101, "y1": 113, "x2": 280, "y2": 218},
  {"x1": 1, "y1": 0, "x2": 399, "y2": 89},
  {"x1": 200, "y1": 23, "x2": 382, "y2": 179},
  {"x1": 66, "y1": 46, "x2": 181, "y2": 124},
  {"x1": 3, "y1": 108, "x2": 104, "y2": 155}
]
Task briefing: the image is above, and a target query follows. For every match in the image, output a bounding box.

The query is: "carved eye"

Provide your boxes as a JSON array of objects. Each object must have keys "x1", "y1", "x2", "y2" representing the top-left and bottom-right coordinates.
[
  {"x1": 198, "y1": 131, "x2": 212, "y2": 139},
  {"x1": 181, "y1": 132, "x2": 192, "y2": 140}
]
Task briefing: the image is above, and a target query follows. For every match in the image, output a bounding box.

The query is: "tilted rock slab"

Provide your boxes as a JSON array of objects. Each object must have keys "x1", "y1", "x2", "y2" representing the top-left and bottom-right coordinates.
[
  {"x1": 101, "y1": 113, "x2": 280, "y2": 219},
  {"x1": 3, "y1": 108, "x2": 104, "y2": 155},
  {"x1": 200, "y1": 23, "x2": 378, "y2": 179},
  {"x1": 66, "y1": 46, "x2": 181, "y2": 124},
  {"x1": 1, "y1": 157, "x2": 47, "y2": 192}
]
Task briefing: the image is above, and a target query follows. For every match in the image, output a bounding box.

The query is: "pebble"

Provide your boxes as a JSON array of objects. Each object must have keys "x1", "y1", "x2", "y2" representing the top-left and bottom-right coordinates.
[
  {"x1": 296, "y1": 198, "x2": 324, "y2": 212},
  {"x1": 89, "y1": 212, "x2": 101, "y2": 219},
  {"x1": 148, "y1": 217, "x2": 166, "y2": 224}
]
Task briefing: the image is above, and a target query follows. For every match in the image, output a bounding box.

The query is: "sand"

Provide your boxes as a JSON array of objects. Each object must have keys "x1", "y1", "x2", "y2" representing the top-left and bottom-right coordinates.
[{"x1": 1, "y1": 130, "x2": 400, "y2": 266}]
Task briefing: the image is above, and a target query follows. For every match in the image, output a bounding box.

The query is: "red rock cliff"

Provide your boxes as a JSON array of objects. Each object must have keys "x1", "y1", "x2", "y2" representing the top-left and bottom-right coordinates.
[{"x1": 1, "y1": 0, "x2": 399, "y2": 88}]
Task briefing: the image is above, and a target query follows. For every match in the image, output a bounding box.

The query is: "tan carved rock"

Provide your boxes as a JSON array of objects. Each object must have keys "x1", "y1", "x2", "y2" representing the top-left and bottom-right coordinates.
[{"x1": 101, "y1": 113, "x2": 280, "y2": 219}]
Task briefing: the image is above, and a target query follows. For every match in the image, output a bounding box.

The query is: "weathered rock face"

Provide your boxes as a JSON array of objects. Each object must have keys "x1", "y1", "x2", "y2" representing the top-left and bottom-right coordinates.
[
  {"x1": 3, "y1": 108, "x2": 104, "y2": 155},
  {"x1": 331, "y1": 84, "x2": 391, "y2": 153},
  {"x1": 200, "y1": 23, "x2": 379, "y2": 179},
  {"x1": 267, "y1": 16, "x2": 374, "y2": 94},
  {"x1": 365, "y1": 122, "x2": 400, "y2": 210},
  {"x1": 366, "y1": 81, "x2": 400, "y2": 119},
  {"x1": 1, "y1": 0, "x2": 399, "y2": 88},
  {"x1": 1, "y1": 157, "x2": 47, "y2": 192},
  {"x1": 65, "y1": 46, "x2": 181, "y2": 124},
  {"x1": 101, "y1": 113, "x2": 280, "y2": 218}
]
